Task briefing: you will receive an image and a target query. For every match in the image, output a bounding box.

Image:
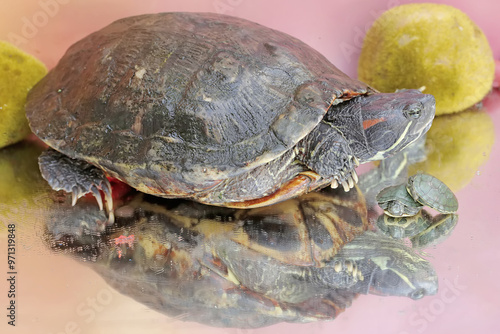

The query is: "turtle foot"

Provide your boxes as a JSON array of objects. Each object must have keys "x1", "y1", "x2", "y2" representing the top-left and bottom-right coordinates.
[
  {"x1": 333, "y1": 259, "x2": 364, "y2": 281},
  {"x1": 299, "y1": 123, "x2": 360, "y2": 192},
  {"x1": 330, "y1": 157, "x2": 359, "y2": 192},
  {"x1": 39, "y1": 149, "x2": 114, "y2": 224},
  {"x1": 317, "y1": 259, "x2": 364, "y2": 289}
]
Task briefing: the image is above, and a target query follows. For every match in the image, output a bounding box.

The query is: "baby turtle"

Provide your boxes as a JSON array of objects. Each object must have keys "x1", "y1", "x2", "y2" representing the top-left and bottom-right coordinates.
[
  {"x1": 376, "y1": 183, "x2": 423, "y2": 217},
  {"x1": 375, "y1": 173, "x2": 458, "y2": 248},
  {"x1": 407, "y1": 173, "x2": 459, "y2": 214},
  {"x1": 26, "y1": 13, "x2": 435, "y2": 218},
  {"x1": 377, "y1": 210, "x2": 433, "y2": 239},
  {"x1": 376, "y1": 173, "x2": 458, "y2": 215},
  {"x1": 376, "y1": 210, "x2": 458, "y2": 248}
]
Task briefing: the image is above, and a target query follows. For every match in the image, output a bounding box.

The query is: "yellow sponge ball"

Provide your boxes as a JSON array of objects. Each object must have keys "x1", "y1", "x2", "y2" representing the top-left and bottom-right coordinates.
[
  {"x1": 409, "y1": 109, "x2": 494, "y2": 192},
  {"x1": 0, "y1": 41, "x2": 47, "y2": 148},
  {"x1": 358, "y1": 4, "x2": 495, "y2": 115}
]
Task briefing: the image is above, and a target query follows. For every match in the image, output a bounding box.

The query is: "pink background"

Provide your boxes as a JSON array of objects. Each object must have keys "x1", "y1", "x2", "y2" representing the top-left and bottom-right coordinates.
[{"x1": 1, "y1": 0, "x2": 499, "y2": 333}]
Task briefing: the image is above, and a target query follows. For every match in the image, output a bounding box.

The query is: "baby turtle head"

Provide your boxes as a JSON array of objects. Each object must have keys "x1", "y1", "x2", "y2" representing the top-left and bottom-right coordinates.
[{"x1": 341, "y1": 89, "x2": 435, "y2": 162}]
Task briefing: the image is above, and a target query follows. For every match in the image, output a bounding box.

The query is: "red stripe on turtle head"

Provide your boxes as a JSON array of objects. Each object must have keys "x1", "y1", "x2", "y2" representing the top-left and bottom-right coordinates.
[{"x1": 362, "y1": 117, "x2": 386, "y2": 130}]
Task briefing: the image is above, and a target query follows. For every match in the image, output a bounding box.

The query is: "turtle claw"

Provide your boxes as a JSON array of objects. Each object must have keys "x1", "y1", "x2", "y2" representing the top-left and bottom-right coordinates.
[
  {"x1": 347, "y1": 174, "x2": 354, "y2": 189},
  {"x1": 332, "y1": 169, "x2": 358, "y2": 192},
  {"x1": 107, "y1": 210, "x2": 115, "y2": 225},
  {"x1": 339, "y1": 168, "x2": 358, "y2": 192},
  {"x1": 66, "y1": 178, "x2": 114, "y2": 223},
  {"x1": 39, "y1": 149, "x2": 115, "y2": 224},
  {"x1": 71, "y1": 187, "x2": 79, "y2": 206},
  {"x1": 341, "y1": 179, "x2": 350, "y2": 192},
  {"x1": 334, "y1": 261, "x2": 342, "y2": 272},
  {"x1": 351, "y1": 170, "x2": 359, "y2": 184},
  {"x1": 332, "y1": 260, "x2": 362, "y2": 280},
  {"x1": 90, "y1": 185, "x2": 104, "y2": 211},
  {"x1": 334, "y1": 156, "x2": 359, "y2": 192},
  {"x1": 99, "y1": 179, "x2": 114, "y2": 223}
]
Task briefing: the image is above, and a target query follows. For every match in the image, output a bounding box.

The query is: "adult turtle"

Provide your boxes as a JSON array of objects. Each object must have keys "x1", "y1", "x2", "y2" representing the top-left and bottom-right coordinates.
[
  {"x1": 45, "y1": 185, "x2": 438, "y2": 327},
  {"x1": 26, "y1": 12, "x2": 435, "y2": 219}
]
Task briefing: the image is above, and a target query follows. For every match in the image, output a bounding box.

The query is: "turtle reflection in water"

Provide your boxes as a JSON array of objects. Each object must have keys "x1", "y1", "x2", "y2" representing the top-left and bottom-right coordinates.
[
  {"x1": 45, "y1": 185, "x2": 437, "y2": 328},
  {"x1": 359, "y1": 136, "x2": 459, "y2": 249}
]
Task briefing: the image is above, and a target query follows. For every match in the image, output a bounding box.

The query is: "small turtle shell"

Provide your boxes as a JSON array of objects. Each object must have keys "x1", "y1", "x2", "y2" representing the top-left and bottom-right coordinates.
[{"x1": 406, "y1": 173, "x2": 458, "y2": 213}]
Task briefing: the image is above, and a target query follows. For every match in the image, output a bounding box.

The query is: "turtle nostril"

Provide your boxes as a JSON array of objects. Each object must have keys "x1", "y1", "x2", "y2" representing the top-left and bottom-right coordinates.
[{"x1": 410, "y1": 288, "x2": 426, "y2": 300}]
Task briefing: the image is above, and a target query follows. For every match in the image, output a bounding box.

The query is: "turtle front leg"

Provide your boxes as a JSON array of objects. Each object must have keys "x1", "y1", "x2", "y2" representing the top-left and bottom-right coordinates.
[
  {"x1": 38, "y1": 149, "x2": 114, "y2": 223},
  {"x1": 297, "y1": 122, "x2": 359, "y2": 192},
  {"x1": 315, "y1": 259, "x2": 365, "y2": 289}
]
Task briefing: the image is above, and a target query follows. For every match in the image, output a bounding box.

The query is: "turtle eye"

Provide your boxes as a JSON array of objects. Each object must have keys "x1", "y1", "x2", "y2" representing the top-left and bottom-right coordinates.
[{"x1": 403, "y1": 104, "x2": 423, "y2": 119}]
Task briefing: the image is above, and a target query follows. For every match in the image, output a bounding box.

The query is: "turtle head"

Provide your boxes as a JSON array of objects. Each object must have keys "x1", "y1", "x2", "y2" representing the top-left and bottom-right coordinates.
[
  {"x1": 342, "y1": 89, "x2": 435, "y2": 162},
  {"x1": 337, "y1": 231, "x2": 438, "y2": 299},
  {"x1": 363, "y1": 253, "x2": 438, "y2": 300}
]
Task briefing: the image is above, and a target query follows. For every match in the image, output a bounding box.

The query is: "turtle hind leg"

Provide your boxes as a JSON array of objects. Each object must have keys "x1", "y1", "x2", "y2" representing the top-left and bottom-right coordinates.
[{"x1": 38, "y1": 149, "x2": 114, "y2": 223}]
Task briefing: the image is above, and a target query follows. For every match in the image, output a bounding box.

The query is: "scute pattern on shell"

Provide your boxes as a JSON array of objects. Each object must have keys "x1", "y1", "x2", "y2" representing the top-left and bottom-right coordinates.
[
  {"x1": 26, "y1": 12, "x2": 370, "y2": 196},
  {"x1": 407, "y1": 173, "x2": 459, "y2": 213}
]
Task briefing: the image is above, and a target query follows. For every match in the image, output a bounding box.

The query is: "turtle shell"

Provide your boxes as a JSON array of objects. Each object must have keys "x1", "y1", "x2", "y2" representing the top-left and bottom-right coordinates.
[
  {"x1": 406, "y1": 173, "x2": 458, "y2": 213},
  {"x1": 26, "y1": 12, "x2": 370, "y2": 196}
]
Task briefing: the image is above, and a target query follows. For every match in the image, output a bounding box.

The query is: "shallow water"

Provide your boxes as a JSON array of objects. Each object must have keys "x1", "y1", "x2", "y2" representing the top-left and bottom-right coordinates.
[{"x1": 1, "y1": 1, "x2": 500, "y2": 334}]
